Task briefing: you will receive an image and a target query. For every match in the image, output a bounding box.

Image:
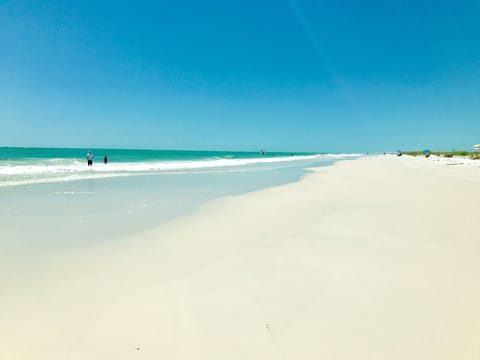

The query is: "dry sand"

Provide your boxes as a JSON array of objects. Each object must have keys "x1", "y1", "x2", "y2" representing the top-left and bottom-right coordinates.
[{"x1": 1, "y1": 155, "x2": 479, "y2": 359}]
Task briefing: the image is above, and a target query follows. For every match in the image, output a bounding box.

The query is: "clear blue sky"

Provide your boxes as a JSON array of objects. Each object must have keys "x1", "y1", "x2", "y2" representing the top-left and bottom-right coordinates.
[{"x1": 1, "y1": 0, "x2": 479, "y2": 152}]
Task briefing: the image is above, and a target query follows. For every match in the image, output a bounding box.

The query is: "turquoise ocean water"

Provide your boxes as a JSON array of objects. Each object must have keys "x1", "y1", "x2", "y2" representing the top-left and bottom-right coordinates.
[
  {"x1": 0, "y1": 147, "x2": 314, "y2": 162},
  {"x1": 0, "y1": 147, "x2": 319, "y2": 186}
]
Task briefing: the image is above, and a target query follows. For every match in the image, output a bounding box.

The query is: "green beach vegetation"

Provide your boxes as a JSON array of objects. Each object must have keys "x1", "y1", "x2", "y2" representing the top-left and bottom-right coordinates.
[{"x1": 403, "y1": 151, "x2": 480, "y2": 160}]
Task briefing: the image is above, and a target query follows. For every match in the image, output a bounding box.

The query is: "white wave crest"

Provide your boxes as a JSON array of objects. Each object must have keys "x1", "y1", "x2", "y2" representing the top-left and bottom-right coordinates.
[{"x1": 0, "y1": 154, "x2": 359, "y2": 186}]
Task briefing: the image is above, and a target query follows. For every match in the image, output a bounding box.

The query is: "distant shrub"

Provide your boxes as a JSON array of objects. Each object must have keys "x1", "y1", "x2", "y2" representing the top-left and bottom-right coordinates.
[{"x1": 403, "y1": 150, "x2": 478, "y2": 159}]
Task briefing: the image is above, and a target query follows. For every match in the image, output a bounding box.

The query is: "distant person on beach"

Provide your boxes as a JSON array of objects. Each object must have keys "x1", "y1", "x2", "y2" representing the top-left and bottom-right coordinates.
[
  {"x1": 104, "y1": 155, "x2": 108, "y2": 164},
  {"x1": 86, "y1": 151, "x2": 94, "y2": 166}
]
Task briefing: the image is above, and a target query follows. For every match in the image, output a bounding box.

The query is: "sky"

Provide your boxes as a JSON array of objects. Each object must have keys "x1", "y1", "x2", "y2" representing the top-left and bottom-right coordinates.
[{"x1": 0, "y1": 0, "x2": 479, "y2": 152}]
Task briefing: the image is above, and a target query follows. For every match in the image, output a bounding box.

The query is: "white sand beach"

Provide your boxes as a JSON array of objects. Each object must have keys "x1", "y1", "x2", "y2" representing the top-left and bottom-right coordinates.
[{"x1": 1, "y1": 155, "x2": 480, "y2": 359}]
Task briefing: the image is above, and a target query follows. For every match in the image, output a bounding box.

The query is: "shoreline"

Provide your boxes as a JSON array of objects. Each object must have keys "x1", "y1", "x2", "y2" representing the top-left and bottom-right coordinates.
[
  {"x1": 0, "y1": 157, "x2": 337, "y2": 256},
  {"x1": 1, "y1": 155, "x2": 479, "y2": 359}
]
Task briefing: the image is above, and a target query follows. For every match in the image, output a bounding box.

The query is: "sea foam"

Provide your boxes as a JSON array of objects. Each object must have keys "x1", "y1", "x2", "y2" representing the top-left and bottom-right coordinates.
[{"x1": 0, "y1": 154, "x2": 360, "y2": 187}]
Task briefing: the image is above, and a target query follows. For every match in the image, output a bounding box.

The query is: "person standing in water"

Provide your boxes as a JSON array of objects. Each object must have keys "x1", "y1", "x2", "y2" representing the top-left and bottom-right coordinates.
[
  {"x1": 104, "y1": 155, "x2": 108, "y2": 164},
  {"x1": 86, "y1": 151, "x2": 94, "y2": 166}
]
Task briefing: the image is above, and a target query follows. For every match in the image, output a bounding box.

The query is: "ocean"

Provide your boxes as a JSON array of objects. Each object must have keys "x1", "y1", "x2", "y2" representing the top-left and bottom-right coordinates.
[
  {"x1": 0, "y1": 147, "x2": 359, "y2": 253},
  {"x1": 1, "y1": 147, "x2": 328, "y2": 187}
]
